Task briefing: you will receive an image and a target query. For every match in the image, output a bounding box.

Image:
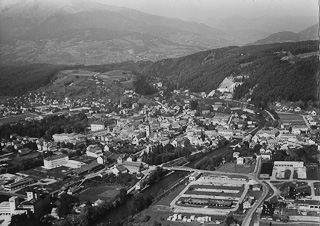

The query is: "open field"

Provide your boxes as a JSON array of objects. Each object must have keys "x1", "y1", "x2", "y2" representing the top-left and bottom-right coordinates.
[
  {"x1": 156, "y1": 182, "x2": 188, "y2": 206},
  {"x1": 99, "y1": 70, "x2": 133, "y2": 81},
  {"x1": 77, "y1": 185, "x2": 122, "y2": 202},
  {"x1": 39, "y1": 69, "x2": 126, "y2": 100},
  {"x1": 61, "y1": 70, "x2": 96, "y2": 77},
  {"x1": 216, "y1": 162, "x2": 255, "y2": 174}
]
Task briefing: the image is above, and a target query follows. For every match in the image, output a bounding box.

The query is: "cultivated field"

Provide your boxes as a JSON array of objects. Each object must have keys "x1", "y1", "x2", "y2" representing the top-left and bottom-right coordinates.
[
  {"x1": 39, "y1": 69, "x2": 127, "y2": 101},
  {"x1": 77, "y1": 185, "x2": 122, "y2": 202},
  {"x1": 98, "y1": 70, "x2": 133, "y2": 81}
]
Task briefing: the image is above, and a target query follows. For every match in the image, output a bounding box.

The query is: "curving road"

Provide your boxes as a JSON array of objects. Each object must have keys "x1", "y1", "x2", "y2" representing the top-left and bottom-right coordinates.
[{"x1": 241, "y1": 157, "x2": 269, "y2": 226}]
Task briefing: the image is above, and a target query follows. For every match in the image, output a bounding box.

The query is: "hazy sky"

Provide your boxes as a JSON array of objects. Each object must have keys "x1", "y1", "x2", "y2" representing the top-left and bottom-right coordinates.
[{"x1": 99, "y1": 0, "x2": 318, "y2": 21}]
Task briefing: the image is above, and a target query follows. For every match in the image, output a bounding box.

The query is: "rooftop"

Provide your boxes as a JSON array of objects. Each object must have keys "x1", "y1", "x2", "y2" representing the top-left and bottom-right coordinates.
[
  {"x1": 44, "y1": 154, "x2": 68, "y2": 161},
  {"x1": 74, "y1": 162, "x2": 102, "y2": 174},
  {"x1": 123, "y1": 161, "x2": 143, "y2": 167}
]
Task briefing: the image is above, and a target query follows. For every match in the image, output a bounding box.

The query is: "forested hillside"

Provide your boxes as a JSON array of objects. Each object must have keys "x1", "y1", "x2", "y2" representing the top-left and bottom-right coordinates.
[
  {"x1": 0, "y1": 40, "x2": 318, "y2": 106},
  {"x1": 136, "y1": 40, "x2": 318, "y2": 104},
  {"x1": 0, "y1": 64, "x2": 67, "y2": 96},
  {"x1": 234, "y1": 56, "x2": 317, "y2": 106}
]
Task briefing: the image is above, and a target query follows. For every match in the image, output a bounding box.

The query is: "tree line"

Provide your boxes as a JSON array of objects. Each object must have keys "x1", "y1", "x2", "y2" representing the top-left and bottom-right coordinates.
[{"x1": 0, "y1": 113, "x2": 88, "y2": 140}]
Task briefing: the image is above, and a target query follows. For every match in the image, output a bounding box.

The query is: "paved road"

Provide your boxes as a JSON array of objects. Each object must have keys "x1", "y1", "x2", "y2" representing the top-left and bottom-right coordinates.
[{"x1": 242, "y1": 157, "x2": 269, "y2": 226}]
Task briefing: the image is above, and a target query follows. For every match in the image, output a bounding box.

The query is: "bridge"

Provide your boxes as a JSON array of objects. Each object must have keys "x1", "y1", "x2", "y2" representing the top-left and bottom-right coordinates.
[
  {"x1": 162, "y1": 166, "x2": 251, "y2": 177},
  {"x1": 163, "y1": 166, "x2": 196, "y2": 172},
  {"x1": 264, "y1": 110, "x2": 276, "y2": 121}
]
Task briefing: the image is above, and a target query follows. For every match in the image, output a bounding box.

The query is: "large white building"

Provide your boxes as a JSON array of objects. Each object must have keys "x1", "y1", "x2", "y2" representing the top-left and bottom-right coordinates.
[
  {"x1": 273, "y1": 161, "x2": 306, "y2": 179},
  {"x1": 52, "y1": 133, "x2": 76, "y2": 142},
  {"x1": 274, "y1": 161, "x2": 304, "y2": 168},
  {"x1": 52, "y1": 133, "x2": 84, "y2": 144},
  {"x1": 90, "y1": 120, "x2": 105, "y2": 132},
  {"x1": 43, "y1": 154, "x2": 69, "y2": 169},
  {"x1": 0, "y1": 196, "x2": 26, "y2": 216}
]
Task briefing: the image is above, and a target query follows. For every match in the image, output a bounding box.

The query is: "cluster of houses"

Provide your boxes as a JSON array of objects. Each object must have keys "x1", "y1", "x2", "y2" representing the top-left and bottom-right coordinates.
[{"x1": 2, "y1": 83, "x2": 320, "y2": 224}]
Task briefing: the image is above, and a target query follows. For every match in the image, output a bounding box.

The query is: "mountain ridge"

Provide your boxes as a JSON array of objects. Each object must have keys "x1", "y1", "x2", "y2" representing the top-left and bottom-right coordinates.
[
  {"x1": 0, "y1": 0, "x2": 238, "y2": 65},
  {"x1": 1, "y1": 0, "x2": 317, "y2": 66},
  {"x1": 253, "y1": 23, "x2": 318, "y2": 45}
]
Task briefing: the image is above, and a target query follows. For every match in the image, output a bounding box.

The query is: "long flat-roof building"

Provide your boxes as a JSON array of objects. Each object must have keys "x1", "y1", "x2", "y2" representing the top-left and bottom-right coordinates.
[
  {"x1": 3, "y1": 177, "x2": 34, "y2": 191},
  {"x1": 274, "y1": 161, "x2": 304, "y2": 168}
]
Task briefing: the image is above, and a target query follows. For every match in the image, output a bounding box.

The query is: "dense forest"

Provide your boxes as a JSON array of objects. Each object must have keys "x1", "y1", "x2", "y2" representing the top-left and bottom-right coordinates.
[
  {"x1": 136, "y1": 40, "x2": 318, "y2": 95},
  {"x1": 132, "y1": 76, "x2": 158, "y2": 95},
  {"x1": 0, "y1": 64, "x2": 67, "y2": 97},
  {"x1": 0, "y1": 113, "x2": 88, "y2": 140},
  {"x1": 141, "y1": 142, "x2": 194, "y2": 165}
]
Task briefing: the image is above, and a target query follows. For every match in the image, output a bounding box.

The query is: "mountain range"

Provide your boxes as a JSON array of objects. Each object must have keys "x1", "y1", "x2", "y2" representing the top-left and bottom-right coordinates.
[
  {"x1": 254, "y1": 23, "x2": 318, "y2": 45},
  {"x1": 0, "y1": 0, "x2": 318, "y2": 66},
  {"x1": 0, "y1": 0, "x2": 233, "y2": 65}
]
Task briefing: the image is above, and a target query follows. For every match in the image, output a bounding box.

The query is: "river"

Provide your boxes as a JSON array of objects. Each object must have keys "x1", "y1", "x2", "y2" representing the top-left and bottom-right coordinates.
[{"x1": 96, "y1": 142, "x2": 233, "y2": 226}]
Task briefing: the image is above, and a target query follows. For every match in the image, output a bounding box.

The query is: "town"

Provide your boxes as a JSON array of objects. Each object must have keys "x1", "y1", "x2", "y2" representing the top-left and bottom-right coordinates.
[{"x1": 0, "y1": 72, "x2": 319, "y2": 226}]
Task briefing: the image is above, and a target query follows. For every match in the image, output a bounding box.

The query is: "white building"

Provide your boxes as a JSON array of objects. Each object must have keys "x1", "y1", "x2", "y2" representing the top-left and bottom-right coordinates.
[
  {"x1": 237, "y1": 157, "x2": 244, "y2": 165},
  {"x1": 90, "y1": 121, "x2": 105, "y2": 132},
  {"x1": 52, "y1": 133, "x2": 77, "y2": 142},
  {"x1": 274, "y1": 161, "x2": 304, "y2": 168},
  {"x1": 0, "y1": 197, "x2": 27, "y2": 216},
  {"x1": 43, "y1": 154, "x2": 69, "y2": 169},
  {"x1": 273, "y1": 161, "x2": 306, "y2": 179}
]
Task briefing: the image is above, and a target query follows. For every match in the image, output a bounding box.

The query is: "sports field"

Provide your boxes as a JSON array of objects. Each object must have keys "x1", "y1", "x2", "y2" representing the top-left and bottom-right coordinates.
[
  {"x1": 217, "y1": 162, "x2": 255, "y2": 174},
  {"x1": 78, "y1": 185, "x2": 122, "y2": 202}
]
